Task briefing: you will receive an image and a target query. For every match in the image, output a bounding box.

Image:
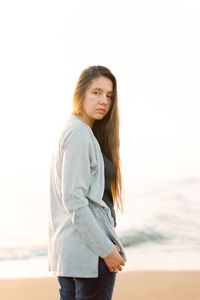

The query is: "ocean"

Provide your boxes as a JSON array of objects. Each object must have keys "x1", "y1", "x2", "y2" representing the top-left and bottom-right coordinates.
[{"x1": 0, "y1": 177, "x2": 200, "y2": 278}]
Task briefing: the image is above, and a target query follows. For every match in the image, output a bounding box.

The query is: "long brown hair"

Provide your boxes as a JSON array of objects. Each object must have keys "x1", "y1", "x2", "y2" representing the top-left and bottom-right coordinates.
[{"x1": 72, "y1": 65, "x2": 124, "y2": 213}]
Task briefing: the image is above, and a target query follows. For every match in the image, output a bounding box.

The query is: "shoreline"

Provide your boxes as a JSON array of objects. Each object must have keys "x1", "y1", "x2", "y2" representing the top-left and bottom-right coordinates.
[{"x1": 0, "y1": 270, "x2": 200, "y2": 300}]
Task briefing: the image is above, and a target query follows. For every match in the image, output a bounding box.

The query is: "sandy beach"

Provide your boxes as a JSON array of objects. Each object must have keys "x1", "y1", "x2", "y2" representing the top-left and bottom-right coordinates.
[{"x1": 0, "y1": 271, "x2": 200, "y2": 300}]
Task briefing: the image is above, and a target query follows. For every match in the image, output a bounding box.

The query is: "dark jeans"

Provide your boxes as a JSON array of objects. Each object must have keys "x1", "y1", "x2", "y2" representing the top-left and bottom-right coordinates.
[{"x1": 57, "y1": 257, "x2": 116, "y2": 300}]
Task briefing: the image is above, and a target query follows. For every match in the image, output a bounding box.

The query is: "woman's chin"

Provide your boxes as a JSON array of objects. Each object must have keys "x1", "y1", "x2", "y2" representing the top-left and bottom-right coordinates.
[
  {"x1": 94, "y1": 112, "x2": 106, "y2": 120},
  {"x1": 94, "y1": 116, "x2": 105, "y2": 121}
]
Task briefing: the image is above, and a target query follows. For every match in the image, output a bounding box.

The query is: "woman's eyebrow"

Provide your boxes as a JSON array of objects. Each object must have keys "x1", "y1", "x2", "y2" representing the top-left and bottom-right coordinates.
[{"x1": 92, "y1": 87, "x2": 113, "y2": 94}]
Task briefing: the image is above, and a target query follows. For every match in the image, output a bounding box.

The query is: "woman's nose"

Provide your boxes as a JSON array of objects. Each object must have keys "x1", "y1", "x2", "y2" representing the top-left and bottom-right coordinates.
[{"x1": 100, "y1": 94, "x2": 109, "y2": 104}]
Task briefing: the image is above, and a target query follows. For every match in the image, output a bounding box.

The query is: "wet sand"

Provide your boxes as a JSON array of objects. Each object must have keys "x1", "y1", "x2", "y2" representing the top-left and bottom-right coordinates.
[{"x1": 0, "y1": 271, "x2": 200, "y2": 300}]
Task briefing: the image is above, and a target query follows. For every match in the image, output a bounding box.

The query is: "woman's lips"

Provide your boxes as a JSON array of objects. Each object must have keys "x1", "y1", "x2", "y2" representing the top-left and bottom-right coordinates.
[{"x1": 97, "y1": 109, "x2": 105, "y2": 113}]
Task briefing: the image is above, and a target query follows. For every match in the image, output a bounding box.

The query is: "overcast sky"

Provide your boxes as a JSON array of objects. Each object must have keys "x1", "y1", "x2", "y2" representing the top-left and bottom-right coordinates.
[{"x1": 0, "y1": 0, "x2": 200, "y2": 187}]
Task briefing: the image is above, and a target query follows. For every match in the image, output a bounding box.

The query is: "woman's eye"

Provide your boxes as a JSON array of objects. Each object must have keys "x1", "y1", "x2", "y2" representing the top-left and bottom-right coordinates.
[{"x1": 92, "y1": 91, "x2": 112, "y2": 100}]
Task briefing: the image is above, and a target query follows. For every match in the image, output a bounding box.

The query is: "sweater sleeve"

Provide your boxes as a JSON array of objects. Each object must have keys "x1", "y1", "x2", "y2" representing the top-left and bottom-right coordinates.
[{"x1": 61, "y1": 126, "x2": 115, "y2": 259}]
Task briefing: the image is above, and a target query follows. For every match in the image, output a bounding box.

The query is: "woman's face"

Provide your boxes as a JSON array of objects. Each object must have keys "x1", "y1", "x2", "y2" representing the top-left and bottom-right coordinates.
[{"x1": 79, "y1": 76, "x2": 113, "y2": 128}]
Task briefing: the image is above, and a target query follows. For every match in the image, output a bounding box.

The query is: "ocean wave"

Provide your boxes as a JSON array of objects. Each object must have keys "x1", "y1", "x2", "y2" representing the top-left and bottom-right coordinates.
[
  {"x1": 0, "y1": 245, "x2": 47, "y2": 261},
  {"x1": 119, "y1": 228, "x2": 171, "y2": 247},
  {"x1": 0, "y1": 228, "x2": 171, "y2": 261}
]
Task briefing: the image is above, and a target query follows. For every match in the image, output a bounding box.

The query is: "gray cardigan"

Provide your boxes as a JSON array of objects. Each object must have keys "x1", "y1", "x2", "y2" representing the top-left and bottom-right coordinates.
[{"x1": 48, "y1": 113, "x2": 127, "y2": 278}]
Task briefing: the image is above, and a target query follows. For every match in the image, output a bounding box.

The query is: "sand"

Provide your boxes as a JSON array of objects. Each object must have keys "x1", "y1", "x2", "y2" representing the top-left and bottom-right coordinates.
[{"x1": 0, "y1": 271, "x2": 200, "y2": 300}]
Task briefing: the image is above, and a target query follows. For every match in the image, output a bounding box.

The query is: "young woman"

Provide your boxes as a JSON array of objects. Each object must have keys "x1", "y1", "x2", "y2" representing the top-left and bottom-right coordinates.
[{"x1": 48, "y1": 65, "x2": 127, "y2": 300}]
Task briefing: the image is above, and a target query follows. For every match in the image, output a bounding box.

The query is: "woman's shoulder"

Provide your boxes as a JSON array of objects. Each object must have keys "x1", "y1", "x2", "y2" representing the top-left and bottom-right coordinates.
[{"x1": 61, "y1": 113, "x2": 92, "y2": 149}]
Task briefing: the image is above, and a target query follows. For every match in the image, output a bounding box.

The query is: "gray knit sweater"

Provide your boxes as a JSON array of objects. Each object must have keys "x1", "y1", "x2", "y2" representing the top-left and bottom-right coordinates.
[{"x1": 48, "y1": 113, "x2": 127, "y2": 278}]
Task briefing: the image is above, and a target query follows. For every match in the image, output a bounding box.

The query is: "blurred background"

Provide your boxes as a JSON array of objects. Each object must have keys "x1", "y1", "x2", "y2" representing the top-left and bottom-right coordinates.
[{"x1": 0, "y1": 0, "x2": 200, "y2": 278}]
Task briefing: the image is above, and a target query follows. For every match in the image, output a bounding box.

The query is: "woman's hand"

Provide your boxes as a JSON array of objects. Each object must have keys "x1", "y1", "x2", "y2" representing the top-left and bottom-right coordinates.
[{"x1": 103, "y1": 244, "x2": 125, "y2": 273}]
